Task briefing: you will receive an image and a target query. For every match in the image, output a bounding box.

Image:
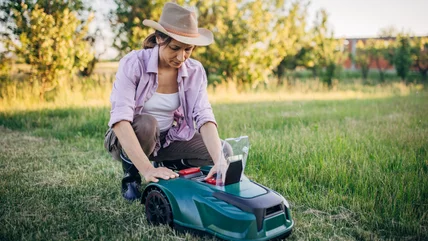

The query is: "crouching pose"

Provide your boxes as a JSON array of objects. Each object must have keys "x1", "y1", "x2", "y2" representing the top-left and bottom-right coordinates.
[{"x1": 104, "y1": 2, "x2": 230, "y2": 201}]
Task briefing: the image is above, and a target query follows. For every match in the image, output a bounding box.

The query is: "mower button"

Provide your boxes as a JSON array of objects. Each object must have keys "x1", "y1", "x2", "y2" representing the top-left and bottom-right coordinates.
[{"x1": 205, "y1": 177, "x2": 216, "y2": 185}]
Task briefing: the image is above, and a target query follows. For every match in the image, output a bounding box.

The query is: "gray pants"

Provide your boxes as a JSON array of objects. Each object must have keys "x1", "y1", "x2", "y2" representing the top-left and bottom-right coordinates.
[{"x1": 104, "y1": 114, "x2": 229, "y2": 167}]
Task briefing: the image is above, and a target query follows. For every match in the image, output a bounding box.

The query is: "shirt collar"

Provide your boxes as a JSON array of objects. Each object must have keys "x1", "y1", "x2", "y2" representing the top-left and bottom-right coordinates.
[
  {"x1": 178, "y1": 61, "x2": 188, "y2": 82},
  {"x1": 146, "y1": 44, "x2": 189, "y2": 81},
  {"x1": 146, "y1": 45, "x2": 159, "y2": 74}
]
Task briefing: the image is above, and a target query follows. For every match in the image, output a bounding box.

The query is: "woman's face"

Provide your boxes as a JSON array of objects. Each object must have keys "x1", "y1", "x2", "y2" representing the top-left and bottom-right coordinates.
[{"x1": 158, "y1": 38, "x2": 195, "y2": 69}]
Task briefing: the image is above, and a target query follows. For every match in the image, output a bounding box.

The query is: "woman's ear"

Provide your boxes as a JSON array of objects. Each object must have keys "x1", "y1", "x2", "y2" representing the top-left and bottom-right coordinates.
[{"x1": 155, "y1": 36, "x2": 161, "y2": 45}]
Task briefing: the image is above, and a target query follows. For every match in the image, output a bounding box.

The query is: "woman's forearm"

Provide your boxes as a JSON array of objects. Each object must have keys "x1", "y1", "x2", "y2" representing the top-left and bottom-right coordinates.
[
  {"x1": 112, "y1": 121, "x2": 153, "y2": 176},
  {"x1": 200, "y1": 122, "x2": 222, "y2": 164}
]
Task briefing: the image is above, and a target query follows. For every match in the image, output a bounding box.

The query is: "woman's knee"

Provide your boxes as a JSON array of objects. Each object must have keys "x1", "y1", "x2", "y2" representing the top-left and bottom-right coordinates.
[
  {"x1": 104, "y1": 127, "x2": 121, "y2": 161},
  {"x1": 132, "y1": 114, "x2": 159, "y2": 155},
  {"x1": 133, "y1": 114, "x2": 158, "y2": 135}
]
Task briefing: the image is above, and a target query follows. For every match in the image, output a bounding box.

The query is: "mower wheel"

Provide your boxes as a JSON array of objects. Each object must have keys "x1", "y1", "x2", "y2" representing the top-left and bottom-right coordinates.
[{"x1": 144, "y1": 188, "x2": 173, "y2": 226}]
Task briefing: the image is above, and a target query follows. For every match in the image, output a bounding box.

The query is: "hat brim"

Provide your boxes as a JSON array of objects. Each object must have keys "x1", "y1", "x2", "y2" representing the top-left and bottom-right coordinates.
[{"x1": 143, "y1": 19, "x2": 213, "y2": 46}]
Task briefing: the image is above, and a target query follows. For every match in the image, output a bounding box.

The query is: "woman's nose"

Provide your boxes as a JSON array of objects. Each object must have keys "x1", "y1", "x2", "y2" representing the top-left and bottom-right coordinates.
[{"x1": 177, "y1": 50, "x2": 185, "y2": 62}]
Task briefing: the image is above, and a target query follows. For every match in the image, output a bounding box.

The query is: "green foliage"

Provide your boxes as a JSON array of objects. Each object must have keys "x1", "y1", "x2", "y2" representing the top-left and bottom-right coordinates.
[
  {"x1": 0, "y1": 0, "x2": 94, "y2": 100},
  {"x1": 272, "y1": 2, "x2": 309, "y2": 86},
  {"x1": 307, "y1": 10, "x2": 346, "y2": 87},
  {"x1": 271, "y1": 7, "x2": 347, "y2": 88},
  {"x1": 199, "y1": 0, "x2": 299, "y2": 87},
  {"x1": 109, "y1": 0, "x2": 169, "y2": 56},
  {"x1": 377, "y1": 25, "x2": 399, "y2": 38},
  {"x1": 0, "y1": 53, "x2": 11, "y2": 76},
  {"x1": 353, "y1": 40, "x2": 370, "y2": 80},
  {"x1": 110, "y1": 0, "x2": 309, "y2": 88},
  {"x1": 366, "y1": 39, "x2": 390, "y2": 82},
  {"x1": 394, "y1": 35, "x2": 413, "y2": 82},
  {"x1": 353, "y1": 39, "x2": 390, "y2": 83},
  {"x1": 411, "y1": 37, "x2": 428, "y2": 82}
]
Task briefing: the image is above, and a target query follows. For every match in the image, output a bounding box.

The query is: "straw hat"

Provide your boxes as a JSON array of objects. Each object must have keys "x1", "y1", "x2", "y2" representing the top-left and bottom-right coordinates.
[{"x1": 142, "y1": 2, "x2": 214, "y2": 46}]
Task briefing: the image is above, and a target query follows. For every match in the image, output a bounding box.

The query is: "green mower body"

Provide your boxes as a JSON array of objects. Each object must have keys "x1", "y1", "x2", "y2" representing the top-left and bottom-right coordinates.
[{"x1": 142, "y1": 165, "x2": 293, "y2": 240}]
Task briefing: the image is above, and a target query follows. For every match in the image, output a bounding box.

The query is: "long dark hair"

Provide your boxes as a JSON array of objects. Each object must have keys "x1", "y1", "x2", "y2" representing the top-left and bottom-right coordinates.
[{"x1": 143, "y1": 30, "x2": 173, "y2": 49}]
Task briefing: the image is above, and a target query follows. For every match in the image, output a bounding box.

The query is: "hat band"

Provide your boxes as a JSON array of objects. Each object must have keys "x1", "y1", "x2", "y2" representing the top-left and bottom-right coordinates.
[{"x1": 164, "y1": 26, "x2": 200, "y2": 38}]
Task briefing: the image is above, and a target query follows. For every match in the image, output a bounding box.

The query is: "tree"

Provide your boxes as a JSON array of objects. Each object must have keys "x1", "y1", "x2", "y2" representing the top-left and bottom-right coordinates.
[
  {"x1": 353, "y1": 40, "x2": 370, "y2": 81},
  {"x1": 366, "y1": 39, "x2": 390, "y2": 83},
  {"x1": 110, "y1": 0, "x2": 168, "y2": 57},
  {"x1": 0, "y1": 0, "x2": 94, "y2": 100},
  {"x1": 377, "y1": 25, "x2": 399, "y2": 38},
  {"x1": 110, "y1": 0, "x2": 308, "y2": 88},
  {"x1": 0, "y1": 52, "x2": 11, "y2": 76},
  {"x1": 394, "y1": 35, "x2": 413, "y2": 82},
  {"x1": 79, "y1": 29, "x2": 108, "y2": 77},
  {"x1": 411, "y1": 37, "x2": 428, "y2": 82},
  {"x1": 195, "y1": 0, "x2": 307, "y2": 88},
  {"x1": 273, "y1": 2, "x2": 309, "y2": 86},
  {"x1": 306, "y1": 9, "x2": 345, "y2": 87}
]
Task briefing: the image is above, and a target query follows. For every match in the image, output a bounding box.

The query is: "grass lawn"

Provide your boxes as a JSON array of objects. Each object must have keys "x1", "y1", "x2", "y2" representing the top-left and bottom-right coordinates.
[{"x1": 0, "y1": 92, "x2": 427, "y2": 240}]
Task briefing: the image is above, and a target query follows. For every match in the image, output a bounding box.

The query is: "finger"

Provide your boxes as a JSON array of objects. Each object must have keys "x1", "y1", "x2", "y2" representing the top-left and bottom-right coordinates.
[
  {"x1": 154, "y1": 170, "x2": 175, "y2": 180},
  {"x1": 149, "y1": 176, "x2": 159, "y2": 183},
  {"x1": 157, "y1": 167, "x2": 179, "y2": 177},
  {"x1": 167, "y1": 170, "x2": 179, "y2": 177},
  {"x1": 205, "y1": 169, "x2": 215, "y2": 180},
  {"x1": 154, "y1": 173, "x2": 170, "y2": 180}
]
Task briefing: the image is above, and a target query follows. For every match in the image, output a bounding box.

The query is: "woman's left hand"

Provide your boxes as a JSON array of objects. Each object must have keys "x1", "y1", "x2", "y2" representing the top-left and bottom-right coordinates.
[
  {"x1": 205, "y1": 164, "x2": 217, "y2": 180},
  {"x1": 205, "y1": 157, "x2": 228, "y2": 181}
]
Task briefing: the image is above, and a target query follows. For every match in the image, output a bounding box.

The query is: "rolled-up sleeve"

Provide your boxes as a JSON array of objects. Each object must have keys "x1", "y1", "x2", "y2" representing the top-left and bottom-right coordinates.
[
  {"x1": 193, "y1": 67, "x2": 217, "y2": 131},
  {"x1": 108, "y1": 51, "x2": 142, "y2": 127}
]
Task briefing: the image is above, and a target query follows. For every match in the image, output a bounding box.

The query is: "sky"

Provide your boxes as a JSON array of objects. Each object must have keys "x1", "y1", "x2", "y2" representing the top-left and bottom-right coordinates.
[
  {"x1": 307, "y1": 0, "x2": 428, "y2": 38},
  {"x1": 94, "y1": 0, "x2": 428, "y2": 59}
]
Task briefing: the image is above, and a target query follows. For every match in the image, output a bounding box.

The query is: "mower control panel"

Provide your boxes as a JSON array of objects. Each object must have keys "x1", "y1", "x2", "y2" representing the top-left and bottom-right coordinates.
[
  {"x1": 178, "y1": 160, "x2": 243, "y2": 186},
  {"x1": 178, "y1": 167, "x2": 214, "y2": 184}
]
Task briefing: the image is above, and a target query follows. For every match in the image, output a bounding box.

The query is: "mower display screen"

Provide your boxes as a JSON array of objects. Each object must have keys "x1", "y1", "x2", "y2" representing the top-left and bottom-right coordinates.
[{"x1": 221, "y1": 136, "x2": 249, "y2": 183}]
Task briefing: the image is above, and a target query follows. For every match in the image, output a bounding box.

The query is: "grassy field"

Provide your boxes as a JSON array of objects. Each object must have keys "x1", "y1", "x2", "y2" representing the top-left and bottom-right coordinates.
[{"x1": 0, "y1": 91, "x2": 427, "y2": 240}]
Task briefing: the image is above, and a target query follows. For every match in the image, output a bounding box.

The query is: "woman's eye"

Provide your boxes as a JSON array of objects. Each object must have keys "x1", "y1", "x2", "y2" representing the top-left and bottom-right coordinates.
[{"x1": 170, "y1": 47, "x2": 180, "y2": 51}]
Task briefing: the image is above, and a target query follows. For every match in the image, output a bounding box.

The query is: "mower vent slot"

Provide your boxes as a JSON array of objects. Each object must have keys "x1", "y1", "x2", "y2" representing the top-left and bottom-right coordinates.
[{"x1": 266, "y1": 204, "x2": 283, "y2": 217}]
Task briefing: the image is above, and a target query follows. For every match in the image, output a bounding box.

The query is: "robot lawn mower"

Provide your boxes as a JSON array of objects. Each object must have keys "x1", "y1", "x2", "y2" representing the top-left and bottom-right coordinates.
[{"x1": 141, "y1": 137, "x2": 294, "y2": 240}]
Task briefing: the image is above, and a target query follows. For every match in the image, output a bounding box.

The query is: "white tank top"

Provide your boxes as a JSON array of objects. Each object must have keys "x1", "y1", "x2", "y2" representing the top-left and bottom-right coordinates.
[{"x1": 142, "y1": 92, "x2": 180, "y2": 131}]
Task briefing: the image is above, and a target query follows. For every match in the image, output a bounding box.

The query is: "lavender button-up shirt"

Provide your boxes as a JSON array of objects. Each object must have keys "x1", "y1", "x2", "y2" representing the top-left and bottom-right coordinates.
[{"x1": 108, "y1": 45, "x2": 217, "y2": 154}]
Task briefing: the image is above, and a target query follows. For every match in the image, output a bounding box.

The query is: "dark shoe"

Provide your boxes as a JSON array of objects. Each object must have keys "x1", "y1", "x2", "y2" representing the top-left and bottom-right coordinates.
[
  {"x1": 121, "y1": 151, "x2": 142, "y2": 201},
  {"x1": 121, "y1": 178, "x2": 141, "y2": 201}
]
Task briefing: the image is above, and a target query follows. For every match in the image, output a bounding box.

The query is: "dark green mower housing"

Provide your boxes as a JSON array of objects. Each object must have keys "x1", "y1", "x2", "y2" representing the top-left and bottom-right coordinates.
[
  {"x1": 142, "y1": 137, "x2": 293, "y2": 240},
  {"x1": 142, "y1": 166, "x2": 293, "y2": 240}
]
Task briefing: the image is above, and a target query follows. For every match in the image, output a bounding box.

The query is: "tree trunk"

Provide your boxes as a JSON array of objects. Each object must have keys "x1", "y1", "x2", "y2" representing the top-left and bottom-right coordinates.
[
  {"x1": 421, "y1": 69, "x2": 428, "y2": 83},
  {"x1": 80, "y1": 57, "x2": 98, "y2": 77},
  {"x1": 324, "y1": 64, "x2": 335, "y2": 87},
  {"x1": 378, "y1": 70, "x2": 385, "y2": 83},
  {"x1": 276, "y1": 64, "x2": 286, "y2": 87},
  {"x1": 311, "y1": 68, "x2": 318, "y2": 79},
  {"x1": 417, "y1": 61, "x2": 428, "y2": 83},
  {"x1": 375, "y1": 58, "x2": 385, "y2": 83},
  {"x1": 361, "y1": 66, "x2": 368, "y2": 81},
  {"x1": 39, "y1": 81, "x2": 45, "y2": 101}
]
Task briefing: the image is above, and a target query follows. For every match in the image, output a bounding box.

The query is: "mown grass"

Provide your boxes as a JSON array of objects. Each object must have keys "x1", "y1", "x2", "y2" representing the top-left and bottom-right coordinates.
[{"x1": 1, "y1": 92, "x2": 427, "y2": 240}]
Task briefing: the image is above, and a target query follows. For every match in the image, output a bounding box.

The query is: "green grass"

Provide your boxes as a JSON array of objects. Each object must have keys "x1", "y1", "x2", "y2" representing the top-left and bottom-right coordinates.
[{"x1": 1, "y1": 93, "x2": 427, "y2": 240}]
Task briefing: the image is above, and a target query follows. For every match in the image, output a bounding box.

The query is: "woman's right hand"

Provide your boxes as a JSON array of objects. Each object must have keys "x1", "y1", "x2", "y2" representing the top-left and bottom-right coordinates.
[{"x1": 142, "y1": 166, "x2": 179, "y2": 183}]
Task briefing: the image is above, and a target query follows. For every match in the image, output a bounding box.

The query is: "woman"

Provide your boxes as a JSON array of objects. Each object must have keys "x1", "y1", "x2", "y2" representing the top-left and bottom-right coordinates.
[{"x1": 104, "y1": 2, "x2": 229, "y2": 201}]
